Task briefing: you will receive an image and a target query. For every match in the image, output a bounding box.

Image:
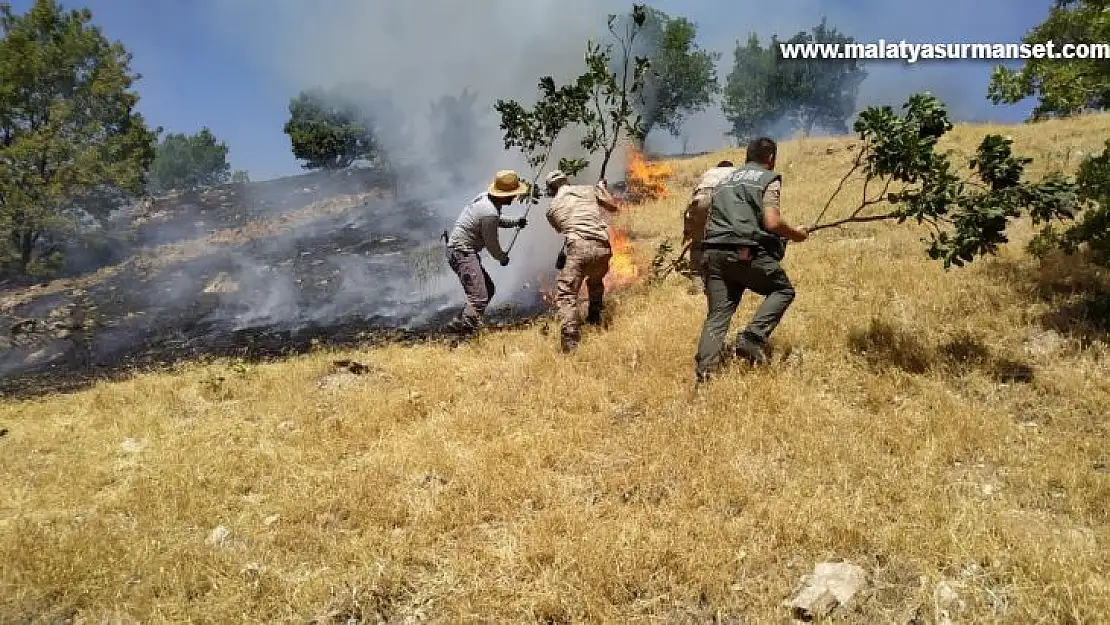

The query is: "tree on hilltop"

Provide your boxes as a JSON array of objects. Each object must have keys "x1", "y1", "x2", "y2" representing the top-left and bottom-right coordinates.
[
  {"x1": 722, "y1": 34, "x2": 782, "y2": 144},
  {"x1": 988, "y1": 0, "x2": 1110, "y2": 120},
  {"x1": 776, "y1": 18, "x2": 868, "y2": 136},
  {"x1": 283, "y1": 87, "x2": 380, "y2": 170},
  {"x1": 149, "y1": 127, "x2": 232, "y2": 193},
  {"x1": 0, "y1": 0, "x2": 157, "y2": 275},
  {"x1": 613, "y1": 6, "x2": 720, "y2": 140},
  {"x1": 722, "y1": 20, "x2": 867, "y2": 143}
]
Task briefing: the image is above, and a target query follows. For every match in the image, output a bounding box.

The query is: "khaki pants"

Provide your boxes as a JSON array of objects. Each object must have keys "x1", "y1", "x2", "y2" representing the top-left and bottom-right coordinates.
[
  {"x1": 556, "y1": 238, "x2": 612, "y2": 344},
  {"x1": 682, "y1": 191, "x2": 712, "y2": 289}
]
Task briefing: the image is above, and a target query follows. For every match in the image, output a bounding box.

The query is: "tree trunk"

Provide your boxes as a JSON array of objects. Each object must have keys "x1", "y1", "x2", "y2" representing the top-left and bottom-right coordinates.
[
  {"x1": 803, "y1": 115, "x2": 816, "y2": 138},
  {"x1": 599, "y1": 150, "x2": 613, "y2": 183},
  {"x1": 17, "y1": 229, "x2": 35, "y2": 274}
]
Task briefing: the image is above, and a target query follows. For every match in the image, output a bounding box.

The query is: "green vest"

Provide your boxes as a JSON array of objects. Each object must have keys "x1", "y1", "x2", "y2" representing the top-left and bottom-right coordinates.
[{"x1": 702, "y1": 162, "x2": 785, "y2": 258}]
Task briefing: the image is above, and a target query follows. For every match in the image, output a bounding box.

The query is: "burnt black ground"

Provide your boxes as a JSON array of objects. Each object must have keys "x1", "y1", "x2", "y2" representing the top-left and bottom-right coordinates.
[{"x1": 0, "y1": 169, "x2": 550, "y2": 400}]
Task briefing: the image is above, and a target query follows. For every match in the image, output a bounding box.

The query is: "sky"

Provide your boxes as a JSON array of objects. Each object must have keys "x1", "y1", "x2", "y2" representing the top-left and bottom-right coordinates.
[{"x1": 9, "y1": 0, "x2": 1051, "y2": 182}]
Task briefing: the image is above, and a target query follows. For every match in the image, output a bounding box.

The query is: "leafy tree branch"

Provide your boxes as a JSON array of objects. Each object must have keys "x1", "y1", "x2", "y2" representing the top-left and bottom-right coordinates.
[{"x1": 810, "y1": 93, "x2": 1079, "y2": 268}]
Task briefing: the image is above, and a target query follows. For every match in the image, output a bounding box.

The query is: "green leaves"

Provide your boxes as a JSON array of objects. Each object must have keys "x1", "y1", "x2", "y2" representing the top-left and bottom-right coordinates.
[
  {"x1": 283, "y1": 87, "x2": 379, "y2": 170},
  {"x1": 612, "y1": 6, "x2": 719, "y2": 139},
  {"x1": 986, "y1": 0, "x2": 1110, "y2": 119},
  {"x1": 0, "y1": 0, "x2": 157, "y2": 275},
  {"x1": 496, "y1": 3, "x2": 653, "y2": 188},
  {"x1": 724, "y1": 19, "x2": 867, "y2": 142},
  {"x1": 814, "y1": 93, "x2": 1082, "y2": 269},
  {"x1": 1029, "y1": 141, "x2": 1110, "y2": 266},
  {"x1": 149, "y1": 127, "x2": 232, "y2": 193}
]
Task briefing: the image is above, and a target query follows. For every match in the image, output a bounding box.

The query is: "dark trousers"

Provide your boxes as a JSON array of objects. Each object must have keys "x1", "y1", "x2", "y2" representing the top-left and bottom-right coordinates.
[
  {"x1": 447, "y1": 249, "x2": 495, "y2": 330},
  {"x1": 694, "y1": 246, "x2": 796, "y2": 376}
]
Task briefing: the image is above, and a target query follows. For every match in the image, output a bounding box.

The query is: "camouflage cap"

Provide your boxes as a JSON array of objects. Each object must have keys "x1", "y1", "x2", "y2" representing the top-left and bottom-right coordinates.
[{"x1": 545, "y1": 170, "x2": 568, "y2": 186}]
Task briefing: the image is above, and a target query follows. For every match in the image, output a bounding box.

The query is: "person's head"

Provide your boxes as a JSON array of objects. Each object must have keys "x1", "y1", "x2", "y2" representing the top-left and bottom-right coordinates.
[
  {"x1": 716, "y1": 160, "x2": 734, "y2": 168},
  {"x1": 486, "y1": 169, "x2": 529, "y2": 206},
  {"x1": 745, "y1": 137, "x2": 777, "y2": 169},
  {"x1": 545, "y1": 169, "x2": 569, "y2": 196}
]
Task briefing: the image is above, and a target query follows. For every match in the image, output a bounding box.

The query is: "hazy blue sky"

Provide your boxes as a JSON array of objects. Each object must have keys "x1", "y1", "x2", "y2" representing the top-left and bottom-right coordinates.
[{"x1": 9, "y1": 0, "x2": 1051, "y2": 181}]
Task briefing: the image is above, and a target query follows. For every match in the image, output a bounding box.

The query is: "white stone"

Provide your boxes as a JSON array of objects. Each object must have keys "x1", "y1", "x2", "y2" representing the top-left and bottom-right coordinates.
[
  {"x1": 207, "y1": 525, "x2": 231, "y2": 548},
  {"x1": 120, "y1": 438, "x2": 145, "y2": 453},
  {"x1": 787, "y1": 562, "x2": 868, "y2": 620}
]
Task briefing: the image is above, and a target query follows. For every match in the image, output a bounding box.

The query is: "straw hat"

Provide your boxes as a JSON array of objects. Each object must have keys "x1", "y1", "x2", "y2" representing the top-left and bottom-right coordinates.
[{"x1": 487, "y1": 169, "x2": 529, "y2": 198}]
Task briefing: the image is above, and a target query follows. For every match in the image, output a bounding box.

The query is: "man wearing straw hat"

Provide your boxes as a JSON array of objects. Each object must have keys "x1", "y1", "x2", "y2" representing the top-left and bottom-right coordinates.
[
  {"x1": 443, "y1": 170, "x2": 530, "y2": 335},
  {"x1": 543, "y1": 169, "x2": 619, "y2": 353}
]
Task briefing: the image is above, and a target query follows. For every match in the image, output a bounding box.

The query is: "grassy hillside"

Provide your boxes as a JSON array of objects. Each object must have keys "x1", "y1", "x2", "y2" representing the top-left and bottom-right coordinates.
[{"x1": 2, "y1": 115, "x2": 1109, "y2": 623}]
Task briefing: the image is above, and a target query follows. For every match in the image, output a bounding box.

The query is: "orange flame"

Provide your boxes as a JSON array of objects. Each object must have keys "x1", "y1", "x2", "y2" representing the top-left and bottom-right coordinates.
[
  {"x1": 624, "y1": 146, "x2": 673, "y2": 203},
  {"x1": 604, "y1": 225, "x2": 639, "y2": 291},
  {"x1": 534, "y1": 147, "x2": 670, "y2": 303}
]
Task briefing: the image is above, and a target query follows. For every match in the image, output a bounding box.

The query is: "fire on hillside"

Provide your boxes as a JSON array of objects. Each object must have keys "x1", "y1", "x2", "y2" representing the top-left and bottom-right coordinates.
[
  {"x1": 0, "y1": 150, "x2": 676, "y2": 399},
  {"x1": 536, "y1": 147, "x2": 673, "y2": 306}
]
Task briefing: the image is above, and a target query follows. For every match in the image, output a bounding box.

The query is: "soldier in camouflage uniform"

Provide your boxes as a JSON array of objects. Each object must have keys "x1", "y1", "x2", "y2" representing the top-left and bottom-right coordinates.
[
  {"x1": 544, "y1": 170, "x2": 619, "y2": 353},
  {"x1": 682, "y1": 160, "x2": 736, "y2": 293},
  {"x1": 694, "y1": 138, "x2": 809, "y2": 384}
]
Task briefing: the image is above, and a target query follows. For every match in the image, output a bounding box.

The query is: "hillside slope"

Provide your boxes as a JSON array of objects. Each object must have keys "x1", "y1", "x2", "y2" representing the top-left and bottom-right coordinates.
[{"x1": 2, "y1": 116, "x2": 1109, "y2": 623}]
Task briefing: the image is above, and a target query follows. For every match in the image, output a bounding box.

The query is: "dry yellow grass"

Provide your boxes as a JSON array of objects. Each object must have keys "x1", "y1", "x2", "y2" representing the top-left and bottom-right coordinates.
[{"x1": 3, "y1": 114, "x2": 1110, "y2": 623}]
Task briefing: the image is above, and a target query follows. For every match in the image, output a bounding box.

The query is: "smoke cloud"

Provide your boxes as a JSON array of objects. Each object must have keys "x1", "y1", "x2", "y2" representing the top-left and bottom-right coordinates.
[{"x1": 194, "y1": 0, "x2": 646, "y2": 307}]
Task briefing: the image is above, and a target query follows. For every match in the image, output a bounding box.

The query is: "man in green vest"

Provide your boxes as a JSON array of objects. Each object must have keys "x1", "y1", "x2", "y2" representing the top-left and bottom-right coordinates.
[{"x1": 693, "y1": 137, "x2": 809, "y2": 384}]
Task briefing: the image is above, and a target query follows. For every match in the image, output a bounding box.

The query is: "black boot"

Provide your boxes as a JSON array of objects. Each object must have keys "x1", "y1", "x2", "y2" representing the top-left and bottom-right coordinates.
[
  {"x1": 560, "y1": 330, "x2": 580, "y2": 353},
  {"x1": 585, "y1": 303, "x2": 603, "y2": 326},
  {"x1": 733, "y1": 331, "x2": 769, "y2": 366}
]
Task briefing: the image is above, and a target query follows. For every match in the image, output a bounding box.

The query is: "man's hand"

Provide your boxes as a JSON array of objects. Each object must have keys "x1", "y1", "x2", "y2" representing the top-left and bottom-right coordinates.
[
  {"x1": 516, "y1": 217, "x2": 527, "y2": 228},
  {"x1": 793, "y1": 225, "x2": 809, "y2": 242},
  {"x1": 499, "y1": 256, "x2": 510, "y2": 267}
]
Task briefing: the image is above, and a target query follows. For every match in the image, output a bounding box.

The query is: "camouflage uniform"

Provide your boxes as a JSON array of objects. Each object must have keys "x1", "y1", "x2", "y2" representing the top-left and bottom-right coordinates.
[
  {"x1": 545, "y1": 181, "x2": 618, "y2": 352},
  {"x1": 683, "y1": 165, "x2": 736, "y2": 292}
]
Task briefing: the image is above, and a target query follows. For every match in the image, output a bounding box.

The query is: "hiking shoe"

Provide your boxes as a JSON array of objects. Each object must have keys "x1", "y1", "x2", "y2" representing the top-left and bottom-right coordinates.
[
  {"x1": 733, "y1": 333, "x2": 769, "y2": 366},
  {"x1": 585, "y1": 307, "x2": 603, "y2": 326},
  {"x1": 560, "y1": 332, "x2": 580, "y2": 354},
  {"x1": 444, "y1": 318, "x2": 477, "y2": 336}
]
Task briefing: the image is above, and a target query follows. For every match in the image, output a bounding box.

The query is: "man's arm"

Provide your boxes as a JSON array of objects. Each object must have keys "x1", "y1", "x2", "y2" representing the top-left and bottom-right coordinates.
[
  {"x1": 760, "y1": 179, "x2": 808, "y2": 242},
  {"x1": 498, "y1": 214, "x2": 518, "y2": 228},
  {"x1": 546, "y1": 208, "x2": 563, "y2": 234},
  {"x1": 481, "y1": 215, "x2": 509, "y2": 262},
  {"x1": 594, "y1": 182, "x2": 619, "y2": 212}
]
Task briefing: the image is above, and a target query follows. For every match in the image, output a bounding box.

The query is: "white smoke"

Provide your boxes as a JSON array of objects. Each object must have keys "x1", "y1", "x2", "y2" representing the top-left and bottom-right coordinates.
[{"x1": 196, "y1": 0, "x2": 640, "y2": 309}]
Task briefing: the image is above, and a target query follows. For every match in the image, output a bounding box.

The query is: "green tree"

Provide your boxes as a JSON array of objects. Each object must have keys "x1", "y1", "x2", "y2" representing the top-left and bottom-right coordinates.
[
  {"x1": 496, "y1": 4, "x2": 651, "y2": 185},
  {"x1": 775, "y1": 18, "x2": 868, "y2": 136},
  {"x1": 988, "y1": 0, "x2": 1110, "y2": 119},
  {"x1": 283, "y1": 86, "x2": 378, "y2": 170},
  {"x1": 579, "y1": 4, "x2": 652, "y2": 179},
  {"x1": 230, "y1": 170, "x2": 250, "y2": 184},
  {"x1": 722, "y1": 34, "x2": 781, "y2": 143},
  {"x1": 722, "y1": 20, "x2": 867, "y2": 142},
  {"x1": 149, "y1": 127, "x2": 231, "y2": 193},
  {"x1": 0, "y1": 0, "x2": 157, "y2": 275},
  {"x1": 1029, "y1": 141, "x2": 1110, "y2": 267},
  {"x1": 617, "y1": 6, "x2": 720, "y2": 139},
  {"x1": 808, "y1": 93, "x2": 1079, "y2": 269}
]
